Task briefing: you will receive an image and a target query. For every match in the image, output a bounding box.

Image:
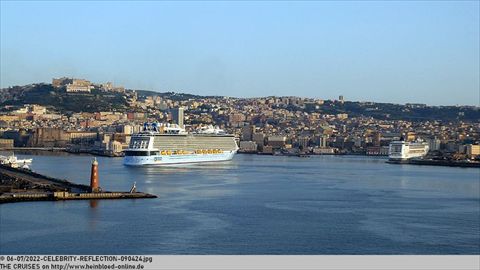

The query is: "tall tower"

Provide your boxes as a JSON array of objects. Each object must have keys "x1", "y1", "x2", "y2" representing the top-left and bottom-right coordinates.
[
  {"x1": 171, "y1": 107, "x2": 184, "y2": 128},
  {"x1": 242, "y1": 125, "x2": 255, "y2": 141},
  {"x1": 90, "y1": 157, "x2": 100, "y2": 193}
]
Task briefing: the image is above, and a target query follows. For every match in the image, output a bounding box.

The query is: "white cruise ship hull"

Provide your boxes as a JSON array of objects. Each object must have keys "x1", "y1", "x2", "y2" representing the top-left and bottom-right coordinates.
[
  {"x1": 124, "y1": 151, "x2": 236, "y2": 166},
  {"x1": 388, "y1": 141, "x2": 429, "y2": 161}
]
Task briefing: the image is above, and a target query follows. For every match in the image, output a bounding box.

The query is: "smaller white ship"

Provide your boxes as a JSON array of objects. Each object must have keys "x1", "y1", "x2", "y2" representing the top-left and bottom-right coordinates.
[
  {"x1": 388, "y1": 140, "x2": 429, "y2": 161},
  {"x1": 0, "y1": 154, "x2": 33, "y2": 169}
]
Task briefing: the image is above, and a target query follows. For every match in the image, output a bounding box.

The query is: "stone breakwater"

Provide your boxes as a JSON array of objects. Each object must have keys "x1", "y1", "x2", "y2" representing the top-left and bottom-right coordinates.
[{"x1": 0, "y1": 164, "x2": 157, "y2": 204}]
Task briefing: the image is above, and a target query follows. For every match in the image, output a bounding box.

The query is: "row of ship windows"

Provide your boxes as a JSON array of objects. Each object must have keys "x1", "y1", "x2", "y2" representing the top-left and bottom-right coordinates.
[
  {"x1": 152, "y1": 142, "x2": 236, "y2": 147},
  {"x1": 408, "y1": 150, "x2": 427, "y2": 153},
  {"x1": 130, "y1": 141, "x2": 149, "y2": 149},
  {"x1": 160, "y1": 149, "x2": 224, "y2": 155},
  {"x1": 153, "y1": 144, "x2": 235, "y2": 150},
  {"x1": 125, "y1": 151, "x2": 158, "y2": 156},
  {"x1": 151, "y1": 138, "x2": 235, "y2": 143},
  {"x1": 125, "y1": 149, "x2": 226, "y2": 156},
  {"x1": 129, "y1": 139, "x2": 236, "y2": 150}
]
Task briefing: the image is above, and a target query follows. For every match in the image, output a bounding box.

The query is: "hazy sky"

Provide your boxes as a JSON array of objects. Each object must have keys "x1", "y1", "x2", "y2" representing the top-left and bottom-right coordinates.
[{"x1": 1, "y1": 1, "x2": 479, "y2": 105}]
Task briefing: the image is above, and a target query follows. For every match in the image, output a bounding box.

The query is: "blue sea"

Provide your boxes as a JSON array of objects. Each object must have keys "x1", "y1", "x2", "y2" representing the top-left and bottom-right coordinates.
[{"x1": 0, "y1": 152, "x2": 479, "y2": 254}]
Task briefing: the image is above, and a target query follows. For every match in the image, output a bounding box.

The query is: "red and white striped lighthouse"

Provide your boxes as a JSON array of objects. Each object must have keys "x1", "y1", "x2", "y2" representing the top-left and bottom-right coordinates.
[{"x1": 90, "y1": 157, "x2": 100, "y2": 193}]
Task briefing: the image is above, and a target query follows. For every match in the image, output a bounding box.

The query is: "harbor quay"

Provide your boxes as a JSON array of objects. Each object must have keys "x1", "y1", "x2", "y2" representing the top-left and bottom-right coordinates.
[
  {"x1": 0, "y1": 158, "x2": 157, "y2": 204},
  {"x1": 0, "y1": 190, "x2": 157, "y2": 203}
]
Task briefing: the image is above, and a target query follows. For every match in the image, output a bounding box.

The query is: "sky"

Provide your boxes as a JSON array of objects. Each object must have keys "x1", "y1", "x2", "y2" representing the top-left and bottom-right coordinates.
[{"x1": 1, "y1": 1, "x2": 479, "y2": 106}]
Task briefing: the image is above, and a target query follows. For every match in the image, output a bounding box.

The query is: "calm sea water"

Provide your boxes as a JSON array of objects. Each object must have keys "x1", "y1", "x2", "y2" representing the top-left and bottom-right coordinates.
[{"x1": 0, "y1": 152, "x2": 479, "y2": 254}]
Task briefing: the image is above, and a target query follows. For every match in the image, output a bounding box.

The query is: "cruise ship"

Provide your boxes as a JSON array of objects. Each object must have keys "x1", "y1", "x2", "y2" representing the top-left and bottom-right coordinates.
[
  {"x1": 123, "y1": 123, "x2": 238, "y2": 166},
  {"x1": 388, "y1": 140, "x2": 429, "y2": 161}
]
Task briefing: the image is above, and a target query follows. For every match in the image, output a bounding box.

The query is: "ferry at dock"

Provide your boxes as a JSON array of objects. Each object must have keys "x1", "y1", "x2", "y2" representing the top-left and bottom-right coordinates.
[
  {"x1": 388, "y1": 140, "x2": 429, "y2": 162},
  {"x1": 123, "y1": 123, "x2": 238, "y2": 166}
]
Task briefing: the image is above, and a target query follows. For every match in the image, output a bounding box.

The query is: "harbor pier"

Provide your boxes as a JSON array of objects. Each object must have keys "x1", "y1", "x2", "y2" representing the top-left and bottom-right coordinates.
[{"x1": 0, "y1": 158, "x2": 157, "y2": 204}]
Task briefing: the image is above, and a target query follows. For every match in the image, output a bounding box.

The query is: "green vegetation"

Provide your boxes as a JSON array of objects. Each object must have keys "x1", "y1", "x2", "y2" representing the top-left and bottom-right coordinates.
[
  {"x1": 1, "y1": 84, "x2": 129, "y2": 113},
  {"x1": 302, "y1": 101, "x2": 480, "y2": 121},
  {"x1": 1, "y1": 83, "x2": 478, "y2": 121},
  {"x1": 136, "y1": 90, "x2": 219, "y2": 100}
]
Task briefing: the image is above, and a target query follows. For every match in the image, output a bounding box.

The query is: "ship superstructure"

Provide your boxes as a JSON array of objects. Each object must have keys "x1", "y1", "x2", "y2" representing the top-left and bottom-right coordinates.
[
  {"x1": 388, "y1": 140, "x2": 429, "y2": 161},
  {"x1": 124, "y1": 123, "x2": 238, "y2": 166}
]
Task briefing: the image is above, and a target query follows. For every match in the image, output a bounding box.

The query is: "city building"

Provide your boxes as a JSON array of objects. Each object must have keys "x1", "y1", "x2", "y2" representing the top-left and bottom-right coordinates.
[
  {"x1": 239, "y1": 141, "x2": 257, "y2": 153},
  {"x1": 65, "y1": 79, "x2": 93, "y2": 93},
  {"x1": 267, "y1": 135, "x2": 287, "y2": 149},
  {"x1": 426, "y1": 137, "x2": 442, "y2": 151},
  {"x1": 171, "y1": 107, "x2": 184, "y2": 128},
  {"x1": 28, "y1": 128, "x2": 70, "y2": 147},
  {"x1": 241, "y1": 125, "x2": 255, "y2": 141},
  {"x1": 229, "y1": 113, "x2": 246, "y2": 126},
  {"x1": 0, "y1": 138, "x2": 14, "y2": 148},
  {"x1": 466, "y1": 144, "x2": 480, "y2": 158}
]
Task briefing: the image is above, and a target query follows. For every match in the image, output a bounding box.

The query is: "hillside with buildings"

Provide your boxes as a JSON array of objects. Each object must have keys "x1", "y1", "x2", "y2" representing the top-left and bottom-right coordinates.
[
  {"x1": 0, "y1": 77, "x2": 479, "y2": 160},
  {"x1": 2, "y1": 79, "x2": 478, "y2": 121},
  {"x1": 0, "y1": 79, "x2": 130, "y2": 113}
]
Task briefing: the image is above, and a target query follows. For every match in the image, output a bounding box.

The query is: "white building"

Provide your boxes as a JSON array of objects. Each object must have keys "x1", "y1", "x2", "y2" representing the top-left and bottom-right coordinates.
[{"x1": 66, "y1": 84, "x2": 92, "y2": 93}]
